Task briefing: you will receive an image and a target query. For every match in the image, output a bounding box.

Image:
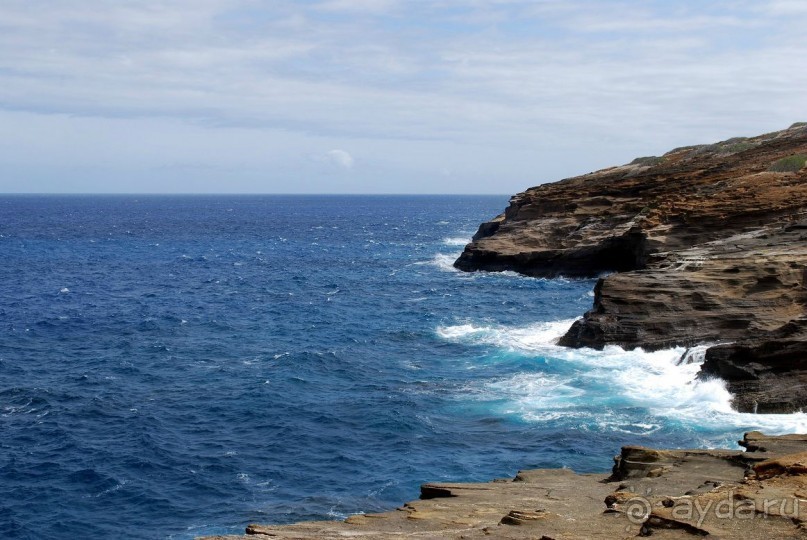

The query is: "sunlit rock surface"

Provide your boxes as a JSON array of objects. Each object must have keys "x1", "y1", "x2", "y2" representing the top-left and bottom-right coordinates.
[{"x1": 200, "y1": 432, "x2": 807, "y2": 539}]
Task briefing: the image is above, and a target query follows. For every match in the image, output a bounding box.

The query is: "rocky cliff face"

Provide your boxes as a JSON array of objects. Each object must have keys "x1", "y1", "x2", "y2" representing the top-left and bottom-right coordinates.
[{"x1": 455, "y1": 123, "x2": 807, "y2": 412}]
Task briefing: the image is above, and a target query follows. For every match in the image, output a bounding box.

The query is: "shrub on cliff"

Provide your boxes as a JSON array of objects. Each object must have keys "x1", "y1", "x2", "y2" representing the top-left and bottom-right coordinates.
[
  {"x1": 769, "y1": 154, "x2": 807, "y2": 172},
  {"x1": 630, "y1": 156, "x2": 664, "y2": 166}
]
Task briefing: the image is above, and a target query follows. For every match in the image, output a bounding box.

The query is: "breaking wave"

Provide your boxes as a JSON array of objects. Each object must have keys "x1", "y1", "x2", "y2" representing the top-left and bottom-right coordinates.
[{"x1": 437, "y1": 320, "x2": 807, "y2": 437}]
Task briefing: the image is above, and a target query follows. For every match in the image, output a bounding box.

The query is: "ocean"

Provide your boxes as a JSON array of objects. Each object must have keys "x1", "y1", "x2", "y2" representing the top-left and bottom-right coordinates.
[{"x1": 1, "y1": 194, "x2": 806, "y2": 539}]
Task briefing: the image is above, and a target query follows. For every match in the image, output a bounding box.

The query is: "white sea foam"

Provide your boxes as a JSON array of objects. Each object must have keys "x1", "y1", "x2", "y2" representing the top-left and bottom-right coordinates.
[
  {"x1": 436, "y1": 319, "x2": 578, "y2": 351},
  {"x1": 486, "y1": 373, "x2": 585, "y2": 408},
  {"x1": 437, "y1": 320, "x2": 807, "y2": 436},
  {"x1": 94, "y1": 478, "x2": 127, "y2": 498},
  {"x1": 425, "y1": 253, "x2": 461, "y2": 272},
  {"x1": 442, "y1": 236, "x2": 471, "y2": 247},
  {"x1": 327, "y1": 508, "x2": 350, "y2": 520}
]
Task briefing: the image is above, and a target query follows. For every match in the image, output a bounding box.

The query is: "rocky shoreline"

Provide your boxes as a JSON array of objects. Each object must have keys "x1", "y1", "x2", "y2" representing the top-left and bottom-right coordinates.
[
  {"x1": 200, "y1": 125, "x2": 807, "y2": 539},
  {"x1": 456, "y1": 123, "x2": 807, "y2": 413},
  {"x1": 201, "y1": 432, "x2": 807, "y2": 539}
]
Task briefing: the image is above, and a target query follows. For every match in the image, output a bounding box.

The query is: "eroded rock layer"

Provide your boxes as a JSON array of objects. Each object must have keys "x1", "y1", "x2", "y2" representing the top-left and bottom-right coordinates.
[
  {"x1": 455, "y1": 123, "x2": 807, "y2": 412},
  {"x1": 200, "y1": 432, "x2": 807, "y2": 539}
]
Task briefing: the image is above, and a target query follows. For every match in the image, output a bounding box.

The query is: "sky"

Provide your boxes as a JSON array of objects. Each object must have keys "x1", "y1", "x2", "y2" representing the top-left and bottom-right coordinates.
[{"x1": 0, "y1": 0, "x2": 805, "y2": 194}]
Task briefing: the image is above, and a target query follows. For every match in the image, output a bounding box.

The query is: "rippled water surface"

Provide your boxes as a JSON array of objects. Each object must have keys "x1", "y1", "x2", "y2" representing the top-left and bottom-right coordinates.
[{"x1": 2, "y1": 195, "x2": 805, "y2": 539}]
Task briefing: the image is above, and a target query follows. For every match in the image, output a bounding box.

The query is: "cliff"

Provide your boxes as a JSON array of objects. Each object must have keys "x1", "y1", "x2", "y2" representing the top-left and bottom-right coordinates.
[
  {"x1": 455, "y1": 123, "x2": 807, "y2": 413},
  {"x1": 201, "y1": 432, "x2": 807, "y2": 539}
]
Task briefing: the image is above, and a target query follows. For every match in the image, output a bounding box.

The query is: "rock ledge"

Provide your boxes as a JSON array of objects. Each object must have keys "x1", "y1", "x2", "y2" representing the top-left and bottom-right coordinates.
[
  {"x1": 200, "y1": 432, "x2": 807, "y2": 539},
  {"x1": 456, "y1": 123, "x2": 807, "y2": 412}
]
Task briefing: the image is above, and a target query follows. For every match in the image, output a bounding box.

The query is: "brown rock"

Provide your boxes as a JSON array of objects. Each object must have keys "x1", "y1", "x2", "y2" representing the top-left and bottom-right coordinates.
[
  {"x1": 701, "y1": 320, "x2": 807, "y2": 413},
  {"x1": 198, "y1": 432, "x2": 807, "y2": 540},
  {"x1": 454, "y1": 123, "x2": 807, "y2": 411},
  {"x1": 456, "y1": 124, "x2": 807, "y2": 280},
  {"x1": 754, "y1": 451, "x2": 807, "y2": 479}
]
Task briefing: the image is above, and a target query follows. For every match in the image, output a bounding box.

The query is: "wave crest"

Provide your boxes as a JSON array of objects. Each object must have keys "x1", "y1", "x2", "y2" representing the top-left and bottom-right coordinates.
[{"x1": 436, "y1": 320, "x2": 807, "y2": 436}]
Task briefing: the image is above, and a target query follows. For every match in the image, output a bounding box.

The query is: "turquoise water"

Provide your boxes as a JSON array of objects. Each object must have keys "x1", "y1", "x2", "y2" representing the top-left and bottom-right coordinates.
[{"x1": 1, "y1": 195, "x2": 805, "y2": 539}]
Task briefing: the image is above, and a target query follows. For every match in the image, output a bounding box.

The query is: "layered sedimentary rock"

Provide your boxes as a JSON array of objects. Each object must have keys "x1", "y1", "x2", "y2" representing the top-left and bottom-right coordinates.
[
  {"x1": 701, "y1": 319, "x2": 807, "y2": 413},
  {"x1": 455, "y1": 123, "x2": 807, "y2": 412},
  {"x1": 200, "y1": 432, "x2": 807, "y2": 539}
]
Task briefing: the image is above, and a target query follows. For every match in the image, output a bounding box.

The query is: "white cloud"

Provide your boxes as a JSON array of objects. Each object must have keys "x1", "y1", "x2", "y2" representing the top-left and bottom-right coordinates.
[
  {"x1": 325, "y1": 149, "x2": 354, "y2": 170},
  {"x1": 0, "y1": 1, "x2": 804, "y2": 193},
  {"x1": 317, "y1": 0, "x2": 398, "y2": 13},
  {"x1": 765, "y1": 0, "x2": 807, "y2": 14}
]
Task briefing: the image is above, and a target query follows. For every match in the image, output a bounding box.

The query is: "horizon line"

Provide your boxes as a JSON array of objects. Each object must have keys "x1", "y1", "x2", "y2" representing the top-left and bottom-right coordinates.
[{"x1": 0, "y1": 192, "x2": 514, "y2": 197}]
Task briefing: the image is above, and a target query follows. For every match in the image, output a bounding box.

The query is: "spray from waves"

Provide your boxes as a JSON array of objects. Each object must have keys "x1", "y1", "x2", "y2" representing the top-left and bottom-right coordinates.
[
  {"x1": 427, "y1": 253, "x2": 461, "y2": 272},
  {"x1": 437, "y1": 320, "x2": 807, "y2": 437},
  {"x1": 442, "y1": 236, "x2": 472, "y2": 247},
  {"x1": 437, "y1": 320, "x2": 575, "y2": 349},
  {"x1": 416, "y1": 236, "x2": 472, "y2": 272},
  {"x1": 412, "y1": 234, "x2": 493, "y2": 272}
]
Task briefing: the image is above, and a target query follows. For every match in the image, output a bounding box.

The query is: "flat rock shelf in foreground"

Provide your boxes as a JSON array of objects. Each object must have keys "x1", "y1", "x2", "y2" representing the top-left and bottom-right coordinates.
[{"x1": 200, "y1": 432, "x2": 807, "y2": 539}]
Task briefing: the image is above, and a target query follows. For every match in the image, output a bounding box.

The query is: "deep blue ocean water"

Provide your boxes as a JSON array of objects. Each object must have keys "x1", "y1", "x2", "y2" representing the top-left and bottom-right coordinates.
[{"x1": 2, "y1": 195, "x2": 806, "y2": 539}]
